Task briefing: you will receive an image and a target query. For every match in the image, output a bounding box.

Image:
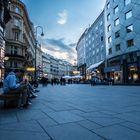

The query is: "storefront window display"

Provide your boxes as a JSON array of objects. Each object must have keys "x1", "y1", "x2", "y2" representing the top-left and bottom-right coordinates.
[
  {"x1": 128, "y1": 64, "x2": 138, "y2": 83},
  {"x1": 114, "y1": 71, "x2": 122, "y2": 83}
]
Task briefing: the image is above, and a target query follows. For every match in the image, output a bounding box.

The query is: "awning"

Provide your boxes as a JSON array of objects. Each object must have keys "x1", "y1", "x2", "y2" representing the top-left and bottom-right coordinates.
[
  {"x1": 87, "y1": 60, "x2": 104, "y2": 71},
  {"x1": 62, "y1": 75, "x2": 72, "y2": 79},
  {"x1": 72, "y1": 75, "x2": 82, "y2": 79}
]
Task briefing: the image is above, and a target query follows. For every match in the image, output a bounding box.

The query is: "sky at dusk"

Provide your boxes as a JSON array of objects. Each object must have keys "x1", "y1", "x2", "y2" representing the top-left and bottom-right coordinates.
[{"x1": 21, "y1": 0, "x2": 106, "y2": 64}]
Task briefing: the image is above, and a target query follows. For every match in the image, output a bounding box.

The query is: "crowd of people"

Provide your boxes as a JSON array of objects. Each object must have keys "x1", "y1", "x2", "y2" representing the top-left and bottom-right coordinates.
[{"x1": 40, "y1": 76, "x2": 80, "y2": 86}]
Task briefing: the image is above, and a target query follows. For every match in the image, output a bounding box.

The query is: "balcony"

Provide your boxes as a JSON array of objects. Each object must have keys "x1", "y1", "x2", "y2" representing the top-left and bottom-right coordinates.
[
  {"x1": 5, "y1": 53, "x2": 25, "y2": 60},
  {"x1": 12, "y1": 25, "x2": 21, "y2": 31}
]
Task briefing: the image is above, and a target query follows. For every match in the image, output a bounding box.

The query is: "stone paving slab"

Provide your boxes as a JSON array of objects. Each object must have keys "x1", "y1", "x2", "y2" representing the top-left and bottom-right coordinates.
[
  {"x1": 47, "y1": 110, "x2": 84, "y2": 124},
  {"x1": 99, "y1": 110, "x2": 118, "y2": 115},
  {"x1": 80, "y1": 111, "x2": 110, "y2": 118},
  {"x1": 93, "y1": 124, "x2": 140, "y2": 140},
  {"x1": 114, "y1": 111, "x2": 140, "y2": 124},
  {"x1": 0, "y1": 85, "x2": 140, "y2": 140},
  {"x1": 46, "y1": 103, "x2": 74, "y2": 111},
  {"x1": 0, "y1": 130, "x2": 50, "y2": 140},
  {"x1": 16, "y1": 109, "x2": 48, "y2": 121},
  {"x1": 77, "y1": 120, "x2": 102, "y2": 130},
  {"x1": 87, "y1": 116, "x2": 125, "y2": 127},
  {"x1": 120, "y1": 121, "x2": 140, "y2": 133},
  {"x1": 0, "y1": 120, "x2": 44, "y2": 132},
  {"x1": 45, "y1": 123, "x2": 104, "y2": 140},
  {"x1": 68, "y1": 109, "x2": 86, "y2": 115},
  {"x1": 37, "y1": 117, "x2": 58, "y2": 128},
  {"x1": 72, "y1": 105, "x2": 100, "y2": 112},
  {"x1": 0, "y1": 112, "x2": 18, "y2": 124}
]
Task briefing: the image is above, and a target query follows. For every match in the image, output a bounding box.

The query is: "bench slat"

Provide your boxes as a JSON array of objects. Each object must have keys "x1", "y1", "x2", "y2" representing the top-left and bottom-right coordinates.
[{"x1": 0, "y1": 94, "x2": 20, "y2": 100}]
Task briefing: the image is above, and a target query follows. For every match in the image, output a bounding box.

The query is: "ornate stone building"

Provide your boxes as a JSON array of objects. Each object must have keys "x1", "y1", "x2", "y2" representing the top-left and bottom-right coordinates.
[
  {"x1": 0, "y1": 0, "x2": 11, "y2": 83},
  {"x1": 4, "y1": 0, "x2": 35, "y2": 74}
]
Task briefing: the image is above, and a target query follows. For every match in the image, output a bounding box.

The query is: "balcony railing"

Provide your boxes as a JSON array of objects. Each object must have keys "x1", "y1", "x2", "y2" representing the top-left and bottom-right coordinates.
[{"x1": 5, "y1": 53, "x2": 25, "y2": 59}]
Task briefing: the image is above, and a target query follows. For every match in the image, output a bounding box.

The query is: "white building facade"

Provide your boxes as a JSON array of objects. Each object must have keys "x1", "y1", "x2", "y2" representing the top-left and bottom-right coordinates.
[
  {"x1": 85, "y1": 11, "x2": 106, "y2": 79},
  {"x1": 104, "y1": 0, "x2": 140, "y2": 84},
  {"x1": 76, "y1": 30, "x2": 86, "y2": 79},
  {"x1": 77, "y1": 0, "x2": 140, "y2": 84}
]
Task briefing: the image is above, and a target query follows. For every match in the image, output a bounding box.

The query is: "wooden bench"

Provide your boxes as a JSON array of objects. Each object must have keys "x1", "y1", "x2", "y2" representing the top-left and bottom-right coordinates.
[{"x1": 0, "y1": 93, "x2": 21, "y2": 107}]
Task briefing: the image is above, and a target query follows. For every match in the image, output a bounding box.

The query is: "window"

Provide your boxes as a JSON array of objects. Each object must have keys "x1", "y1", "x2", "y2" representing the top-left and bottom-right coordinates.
[
  {"x1": 13, "y1": 31, "x2": 19, "y2": 40},
  {"x1": 114, "y1": 6, "x2": 119, "y2": 14},
  {"x1": 108, "y1": 25, "x2": 111, "y2": 32},
  {"x1": 108, "y1": 36, "x2": 112, "y2": 43},
  {"x1": 114, "y1": 18, "x2": 119, "y2": 26},
  {"x1": 115, "y1": 31, "x2": 120, "y2": 38},
  {"x1": 107, "y1": 2, "x2": 110, "y2": 9},
  {"x1": 10, "y1": 61, "x2": 12, "y2": 67},
  {"x1": 125, "y1": 10, "x2": 132, "y2": 19},
  {"x1": 14, "y1": 62, "x2": 17, "y2": 68},
  {"x1": 96, "y1": 48, "x2": 99, "y2": 54},
  {"x1": 95, "y1": 26, "x2": 98, "y2": 30},
  {"x1": 127, "y1": 39, "x2": 134, "y2": 47},
  {"x1": 107, "y1": 13, "x2": 110, "y2": 21},
  {"x1": 116, "y1": 44, "x2": 120, "y2": 51},
  {"x1": 96, "y1": 32, "x2": 98, "y2": 38},
  {"x1": 124, "y1": 0, "x2": 131, "y2": 6},
  {"x1": 14, "y1": 47, "x2": 18, "y2": 55},
  {"x1": 93, "y1": 50, "x2": 95, "y2": 55},
  {"x1": 15, "y1": 7, "x2": 21, "y2": 14},
  {"x1": 109, "y1": 48, "x2": 112, "y2": 55},
  {"x1": 10, "y1": 46, "x2": 18, "y2": 55},
  {"x1": 100, "y1": 21, "x2": 103, "y2": 26},
  {"x1": 101, "y1": 36, "x2": 103, "y2": 41},
  {"x1": 126, "y1": 24, "x2": 133, "y2": 33},
  {"x1": 89, "y1": 40, "x2": 91, "y2": 45},
  {"x1": 14, "y1": 18, "x2": 21, "y2": 27},
  {"x1": 88, "y1": 34, "x2": 91, "y2": 39}
]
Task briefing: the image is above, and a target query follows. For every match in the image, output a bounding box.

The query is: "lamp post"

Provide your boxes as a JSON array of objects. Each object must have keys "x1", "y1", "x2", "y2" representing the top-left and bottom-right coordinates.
[{"x1": 34, "y1": 26, "x2": 44, "y2": 81}]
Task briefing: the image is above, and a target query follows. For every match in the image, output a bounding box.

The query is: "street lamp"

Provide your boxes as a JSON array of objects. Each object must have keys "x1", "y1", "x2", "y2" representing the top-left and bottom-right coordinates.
[{"x1": 34, "y1": 26, "x2": 44, "y2": 81}]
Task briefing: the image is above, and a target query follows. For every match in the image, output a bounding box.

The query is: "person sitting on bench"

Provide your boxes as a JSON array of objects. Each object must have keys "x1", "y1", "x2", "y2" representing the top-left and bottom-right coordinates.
[{"x1": 3, "y1": 69, "x2": 29, "y2": 107}]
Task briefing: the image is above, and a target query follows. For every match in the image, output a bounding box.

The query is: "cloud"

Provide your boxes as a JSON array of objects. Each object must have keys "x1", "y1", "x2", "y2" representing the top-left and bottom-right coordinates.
[
  {"x1": 69, "y1": 43, "x2": 77, "y2": 47},
  {"x1": 46, "y1": 38, "x2": 75, "y2": 53},
  {"x1": 41, "y1": 38, "x2": 76, "y2": 63},
  {"x1": 57, "y1": 10, "x2": 68, "y2": 25}
]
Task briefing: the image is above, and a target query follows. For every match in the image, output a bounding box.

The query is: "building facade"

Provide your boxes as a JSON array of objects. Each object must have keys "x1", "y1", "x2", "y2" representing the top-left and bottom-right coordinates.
[
  {"x1": 64, "y1": 61, "x2": 72, "y2": 76},
  {"x1": 76, "y1": 30, "x2": 86, "y2": 79},
  {"x1": 42, "y1": 52, "x2": 73, "y2": 81},
  {"x1": 4, "y1": 0, "x2": 35, "y2": 74},
  {"x1": 58, "y1": 60, "x2": 66, "y2": 78},
  {"x1": 36, "y1": 45, "x2": 43, "y2": 78},
  {"x1": 0, "y1": 0, "x2": 11, "y2": 84},
  {"x1": 42, "y1": 53, "x2": 51, "y2": 79},
  {"x1": 49, "y1": 56, "x2": 59, "y2": 79},
  {"x1": 85, "y1": 11, "x2": 106, "y2": 80},
  {"x1": 76, "y1": 0, "x2": 140, "y2": 84},
  {"x1": 104, "y1": 0, "x2": 140, "y2": 84}
]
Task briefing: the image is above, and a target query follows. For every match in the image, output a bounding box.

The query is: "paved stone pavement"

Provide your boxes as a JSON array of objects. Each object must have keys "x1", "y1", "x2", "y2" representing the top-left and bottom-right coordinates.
[{"x1": 0, "y1": 84, "x2": 140, "y2": 140}]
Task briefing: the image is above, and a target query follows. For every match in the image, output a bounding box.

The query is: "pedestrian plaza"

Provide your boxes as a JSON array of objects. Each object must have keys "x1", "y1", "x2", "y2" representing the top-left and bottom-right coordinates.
[{"x1": 0, "y1": 84, "x2": 140, "y2": 140}]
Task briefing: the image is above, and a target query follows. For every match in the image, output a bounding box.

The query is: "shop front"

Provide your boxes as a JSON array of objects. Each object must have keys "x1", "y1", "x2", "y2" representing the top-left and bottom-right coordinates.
[
  {"x1": 104, "y1": 65, "x2": 122, "y2": 84},
  {"x1": 127, "y1": 63, "x2": 138, "y2": 83},
  {"x1": 86, "y1": 60, "x2": 104, "y2": 80}
]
